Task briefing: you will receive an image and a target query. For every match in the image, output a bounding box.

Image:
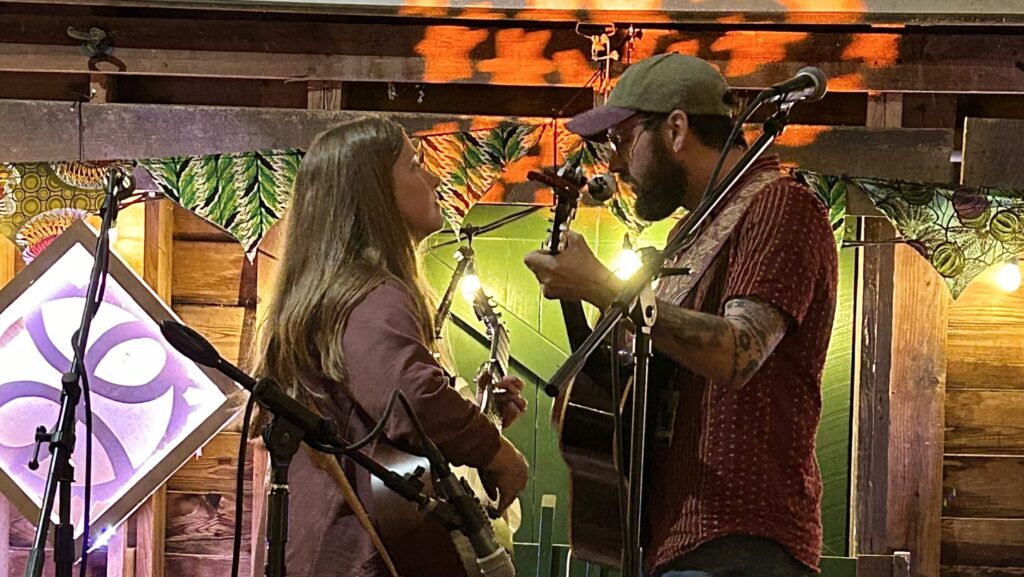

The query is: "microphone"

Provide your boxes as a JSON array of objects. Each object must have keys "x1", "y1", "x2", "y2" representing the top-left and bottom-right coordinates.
[
  {"x1": 763, "y1": 66, "x2": 828, "y2": 104},
  {"x1": 435, "y1": 474, "x2": 516, "y2": 577},
  {"x1": 105, "y1": 167, "x2": 137, "y2": 202},
  {"x1": 160, "y1": 320, "x2": 257, "y2": 389},
  {"x1": 528, "y1": 158, "x2": 618, "y2": 204},
  {"x1": 586, "y1": 173, "x2": 617, "y2": 202}
]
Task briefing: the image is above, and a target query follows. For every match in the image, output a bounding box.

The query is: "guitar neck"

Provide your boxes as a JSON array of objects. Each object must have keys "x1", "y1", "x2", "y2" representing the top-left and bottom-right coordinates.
[{"x1": 481, "y1": 325, "x2": 509, "y2": 426}]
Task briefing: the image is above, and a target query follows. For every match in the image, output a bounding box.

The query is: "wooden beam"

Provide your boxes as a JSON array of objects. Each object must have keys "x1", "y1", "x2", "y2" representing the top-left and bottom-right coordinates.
[
  {"x1": 12, "y1": 0, "x2": 1024, "y2": 25},
  {"x1": 307, "y1": 81, "x2": 345, "y2": 111},
  {"x1": 961, "y1": 118, "x2": 1024, "y2": 189},
  {"x1": 106, "y1": 524, "x2": 128, "y2": 577},
  {"x1": 143, "y1": 199, "x2": 174, "y2": 304},
  {"x1": 887, "y1": 245, "x2": 949, "y2": 577},
  {"x1": 133, "y1": 197, "x2": 173, "y2": 577},
  {"x1": 771, "y1": 125, "x2": 954, "y2": 183},
  {"x1": 0, "y1": 12, "x2": 1021, "y2": 93},
  {"x1": 0, "y1": 100, "x2": 958, "y2": 184},
  {"x1": 0, "y1": 498, "x2": 9, "y2": 577},
  {"x1": 943, "y1": 456, "x2": 1024, "y2": 518},
  {"x1": 134, "y1": 488, "x2": 165, "y2": 577},
  {"x1": 854, "y1": 218, "x2": 896, "y2": 557},
  {"x1": 941, "y1": 518, "x2": 1024, "y2": 567},
  {"x1": 0, "y1": 100, "x2": 540, "y2": 162}
]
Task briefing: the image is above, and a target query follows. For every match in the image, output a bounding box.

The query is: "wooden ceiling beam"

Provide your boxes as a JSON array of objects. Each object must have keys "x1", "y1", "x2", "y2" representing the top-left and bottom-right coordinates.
[
  {"x1": 1, "y1": 23, "x2": 1022, "y2": 94},
  {"x1": 6, "y1": 0, "x2": 1024, "y2": 26},
  {"x1": 0, "y1": 99, "x2": 545, "y2": 162}
]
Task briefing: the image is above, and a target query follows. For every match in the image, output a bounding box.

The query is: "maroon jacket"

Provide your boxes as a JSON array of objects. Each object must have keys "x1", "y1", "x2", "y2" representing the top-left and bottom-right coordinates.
[{"x1": 282, "y1": 280, "x2": 501, "y2": 577}]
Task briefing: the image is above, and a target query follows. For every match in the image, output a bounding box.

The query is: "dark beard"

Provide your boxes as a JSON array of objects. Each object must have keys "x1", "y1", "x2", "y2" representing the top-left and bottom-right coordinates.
[{"x1": 631, "y1": 137, "x2": 688, "y2": 221}]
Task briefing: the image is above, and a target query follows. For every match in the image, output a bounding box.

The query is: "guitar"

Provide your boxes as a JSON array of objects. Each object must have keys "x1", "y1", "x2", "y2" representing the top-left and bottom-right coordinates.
[
  {"x1": 539, "y1": 168, "x2": 674, "y2": 568},
  {"x1": 369, "y1": 282, "x2": 518, "y2": 577}
]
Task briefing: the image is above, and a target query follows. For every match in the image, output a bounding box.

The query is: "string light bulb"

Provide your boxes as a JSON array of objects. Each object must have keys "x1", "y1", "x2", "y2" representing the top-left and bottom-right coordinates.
[
  {"x1": 460, "y1": 258, "x2": 483, "y2": 303},
  {"x1": 611, "y1": 248, "x2": 644, "y2": 280},
  {"x1": 996, "y1": 257, "x2": 1021, "y2": 293}
]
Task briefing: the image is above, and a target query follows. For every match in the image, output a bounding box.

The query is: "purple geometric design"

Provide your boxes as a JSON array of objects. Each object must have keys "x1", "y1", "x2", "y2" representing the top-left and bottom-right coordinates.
[{"x1": 0, "y1": 229, "x2": 233, "y2": 544}]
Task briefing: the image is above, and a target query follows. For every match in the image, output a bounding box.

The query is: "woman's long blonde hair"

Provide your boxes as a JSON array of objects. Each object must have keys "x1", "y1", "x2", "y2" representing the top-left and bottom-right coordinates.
[{"x1": 254, "y1": 117, "x2": 436, "y2": 414}]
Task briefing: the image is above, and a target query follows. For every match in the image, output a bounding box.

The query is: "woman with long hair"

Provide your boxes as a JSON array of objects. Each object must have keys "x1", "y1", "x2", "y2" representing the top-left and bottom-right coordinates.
[{"x1": 255, "y1": 117, "x2": 529, "y2": 577}]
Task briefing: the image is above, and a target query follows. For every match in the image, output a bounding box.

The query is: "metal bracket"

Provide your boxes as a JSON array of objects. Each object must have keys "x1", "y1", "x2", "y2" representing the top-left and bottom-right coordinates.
[{"x1": 67, "y1": 26, "x2": 113, "y2": 58}]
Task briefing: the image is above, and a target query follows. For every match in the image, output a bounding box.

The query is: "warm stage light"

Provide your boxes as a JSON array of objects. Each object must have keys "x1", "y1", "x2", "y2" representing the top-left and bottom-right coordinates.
[
  {"x1": 461, "y1": 273, "x2": 483, "y2": 303},
  {"x1": 612, "y1": 249, "x2": 644, "y2": 280},
  {"x1": 996, "y1": 258, "x2": 1021, "y2": 293}
]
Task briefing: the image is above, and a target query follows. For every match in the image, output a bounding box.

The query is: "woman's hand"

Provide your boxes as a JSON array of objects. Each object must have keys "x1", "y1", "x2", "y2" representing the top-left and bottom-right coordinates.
[
  {"x1": 480, "y1": 437, "x2": 529, "y2": 512},
  {"x1": 476, "y1": 372, "x2": 528, "y2": 429}
]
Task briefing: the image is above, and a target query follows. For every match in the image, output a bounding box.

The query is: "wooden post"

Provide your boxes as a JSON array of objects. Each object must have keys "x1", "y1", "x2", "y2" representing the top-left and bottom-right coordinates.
[
  {"x1": 855, "y1": 91, "x2": 948, "y2": 577},
  {"x1": 854, "y1": 217, "x2": 896, "y2": 565},
  {"x1": 886, "y1": 245, "x2": 948, "y2": 577},
  {"x1": 132, "y1": 198, "x2": 174, "y2": 577},
  {"x1": 306, "y1": 81, "x2": 345, "y2": 111},
  {"x1": 867, "y1": 93, "x2": 904, "y2": 129},
  {"x1": 854, "y1": 92, "x2": 903, "y2": 572},
  {"x1": 106, "y1": 524, "x2": 132, "y2": 577},
  {"x1": 0, "y1": 445, "x2": 9, "y2": 577}
]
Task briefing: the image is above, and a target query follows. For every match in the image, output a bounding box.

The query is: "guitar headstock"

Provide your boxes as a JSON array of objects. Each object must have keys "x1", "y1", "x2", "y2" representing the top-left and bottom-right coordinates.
[
  {"x1": 471, "y1": 288, "x2": 505, "y2": 344},
  {"x1": 529, "y1": 162, "x2": 584, "y2": 255}
]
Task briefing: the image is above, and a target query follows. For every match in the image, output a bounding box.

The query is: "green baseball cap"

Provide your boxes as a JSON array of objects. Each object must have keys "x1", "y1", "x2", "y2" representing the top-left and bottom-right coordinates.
[{"x1": 566, "y1": 53, "x2": 733, "y2": 138}]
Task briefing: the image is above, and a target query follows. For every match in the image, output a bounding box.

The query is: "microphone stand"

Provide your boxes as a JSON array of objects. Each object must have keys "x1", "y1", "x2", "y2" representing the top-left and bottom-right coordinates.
[
  {"x1": 158, "y1": 322, "x2": 464, "y2": 577},
  {"x1": 25, "y1": 169, "x2": 132, "y2": 577},
  {"x1": 543, "y1": 101, "x2": 798, "y2": 577}
]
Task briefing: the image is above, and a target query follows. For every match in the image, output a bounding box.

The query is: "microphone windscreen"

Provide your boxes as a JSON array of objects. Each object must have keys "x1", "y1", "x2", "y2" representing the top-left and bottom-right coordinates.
[
  {"x1": 797, "y1": 66, "x2": 828, "y2": 102},
  {"x1": 586, "y1": 173, "x2": 617, "y2": 202},
  {"x1": 160, "y1": 320, "x2": 221, "y2": 367}
]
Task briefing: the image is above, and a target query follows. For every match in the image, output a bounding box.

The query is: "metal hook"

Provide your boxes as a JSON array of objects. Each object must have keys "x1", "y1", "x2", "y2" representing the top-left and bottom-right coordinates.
[{"x1": 67, "y1": 26, "x2": 112, "y2": 58}]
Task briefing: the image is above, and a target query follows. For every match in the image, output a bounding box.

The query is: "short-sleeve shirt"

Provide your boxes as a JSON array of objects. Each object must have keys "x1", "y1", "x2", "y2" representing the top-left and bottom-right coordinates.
[{"x1": 645, "y1": 156, "x2": 839, "y2": 574}]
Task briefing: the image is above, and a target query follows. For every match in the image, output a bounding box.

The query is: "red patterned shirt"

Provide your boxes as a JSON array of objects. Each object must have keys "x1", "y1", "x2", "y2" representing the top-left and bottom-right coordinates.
[{"x1": 645, "y1": 156, "x2": 838, "y2": 574}]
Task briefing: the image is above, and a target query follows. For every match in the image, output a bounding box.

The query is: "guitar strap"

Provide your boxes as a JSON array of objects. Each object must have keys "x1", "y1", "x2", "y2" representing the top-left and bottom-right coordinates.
[
  {"x1": 654, "y1": 169, "x2": 786, "y2": 305},
  {"x1": 650, "y1": 168, "x2": 786, "y2": 445},
  {"x1": 305, "y1": 446, "x2": 403, "y2": 577}
]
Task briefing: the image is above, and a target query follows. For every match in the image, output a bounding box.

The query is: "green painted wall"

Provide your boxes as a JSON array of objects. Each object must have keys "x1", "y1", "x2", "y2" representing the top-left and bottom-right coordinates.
[{"x1": 423, "y1": 204, "x2": 855, "y2": 572}]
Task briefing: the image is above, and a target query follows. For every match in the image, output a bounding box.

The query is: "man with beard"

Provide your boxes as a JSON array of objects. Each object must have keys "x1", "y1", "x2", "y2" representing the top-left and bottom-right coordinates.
[{"x1": 524, "y1": 54, "x2": 838, "y2": 576}]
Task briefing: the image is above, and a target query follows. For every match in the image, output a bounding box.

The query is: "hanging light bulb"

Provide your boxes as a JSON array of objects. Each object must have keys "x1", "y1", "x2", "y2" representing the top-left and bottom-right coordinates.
[
  {"x1": 996, "y1": 257, "x2": 1021, "y2": 293},
  {"x1": 460, "y1": 259, "x2": 483, "y2": 303},
  {"x1": 611, "y1": 248, "x2": 644, "y2": 280}
]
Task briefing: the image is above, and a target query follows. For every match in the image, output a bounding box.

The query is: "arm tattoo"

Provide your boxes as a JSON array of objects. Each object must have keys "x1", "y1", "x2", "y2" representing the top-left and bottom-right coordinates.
[
  {"x1": 650, "y1": 299, "x2": 735, "y2": 384},
  {"x1": 723, "y1": 298, "x2": 788, "y2": 389}
]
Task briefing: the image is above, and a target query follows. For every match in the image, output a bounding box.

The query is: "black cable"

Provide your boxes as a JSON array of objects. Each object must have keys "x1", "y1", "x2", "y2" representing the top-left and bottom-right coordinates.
[
  {"x1": 345, "y1": 387, "x2": 402, "y2": 451},
  {"x1": 78, "y1": 217, "x2": 112, "y2": 576},
  {"x1": 230, "y1": 393, "x2": 257, "y2": 577},
  {"x1": 431, "y1": 206, "x2": 544, "y2": 251},
  {"x1": 700, "y1": 92, "x2": 768, "y2": 205}
]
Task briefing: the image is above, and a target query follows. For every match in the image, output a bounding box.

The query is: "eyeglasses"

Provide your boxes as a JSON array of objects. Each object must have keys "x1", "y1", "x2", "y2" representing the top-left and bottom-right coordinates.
[{"x1": 607, "y1": 115, "x2": 650, "y2": 163}]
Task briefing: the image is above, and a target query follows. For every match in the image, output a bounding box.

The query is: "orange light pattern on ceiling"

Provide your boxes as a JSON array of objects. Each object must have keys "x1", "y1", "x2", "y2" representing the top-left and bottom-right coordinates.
[
  {"x1": 775, "y1": 125, "x2": 830, "y2": 147},
  {"x1": 710, "y1": 31, "x2": 810, "y2": 78},
  {"x1": 415, "y1": 26, "x2": 490, "y2": 83},
  {"x1": 477, "y1": 29, "x2": 557, "y2": 85},
  {"x1": 842, "y1": 33, "x2": 900, "y2": 68}
]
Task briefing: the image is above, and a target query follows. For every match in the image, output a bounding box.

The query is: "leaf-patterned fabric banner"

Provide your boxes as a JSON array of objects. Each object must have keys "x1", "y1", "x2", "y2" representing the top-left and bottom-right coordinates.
[
  {"x1": 848, "y1": 176, "x2": 1024, "y2": 297},
  {"x1": 141, "y1": 150, "x2": 300, "y2": 254},
  {"x1": 2, "y1": 122, "x2": 1024, "y2": 299},
  {"x1": 420, "y1": 121, "x2": 545, "y2": 228}
]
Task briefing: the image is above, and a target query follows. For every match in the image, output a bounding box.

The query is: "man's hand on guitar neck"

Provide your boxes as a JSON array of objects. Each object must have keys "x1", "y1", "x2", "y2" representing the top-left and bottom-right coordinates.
[{"x1": 524, "y1": 230, "x2": 623, "y2": 309}]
